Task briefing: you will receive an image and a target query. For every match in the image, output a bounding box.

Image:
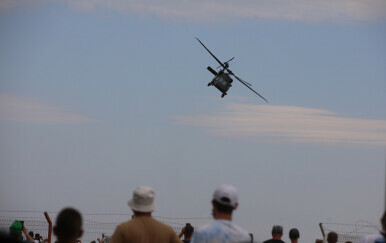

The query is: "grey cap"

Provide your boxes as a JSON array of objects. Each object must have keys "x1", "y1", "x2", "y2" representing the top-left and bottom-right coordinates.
[{"x1": 272, "y1": 225, "x2": 283, "y2": 234}]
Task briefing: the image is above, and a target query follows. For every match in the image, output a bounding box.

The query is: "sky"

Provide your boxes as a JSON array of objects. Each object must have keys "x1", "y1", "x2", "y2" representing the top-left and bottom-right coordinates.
[{"x1": 1, "y1": 0, "x2": 386, "y2": 242}]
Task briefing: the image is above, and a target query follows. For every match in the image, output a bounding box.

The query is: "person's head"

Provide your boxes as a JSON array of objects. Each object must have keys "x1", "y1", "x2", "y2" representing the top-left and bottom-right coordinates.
[
  {"x1": 289, "y1": 228, "x2": 299, "y2": 241},
  {"x1": 271, "y1": 225, "x2": 283, "y2": 239},
  {"x1": 54, "y1": 208, "x2": 83, "y2": 243},
  {"x1": 184, "y1": 223, "x2": 194, "y2": 238},
  {"x1": 29, "y1": 231, "x2": 34, "y2": 238},
  {"x1": 128, "y1": 186, "x2": 156, "y2": 215},
  {"x1": 381, "y1": 211, "x2": 386, "y2": 231},
  {"x1": 35, "y1": 233, "x2": 40, "y2": 239},
  {"x1": 327, "y1": 231, "x2": 338, "y2": 243},
  {"x1": 211, "y1": 184, "x2": 238, "y2": 216},
  {"x1": 9, "y1": 221, "x2": 23, "y2": 240}
]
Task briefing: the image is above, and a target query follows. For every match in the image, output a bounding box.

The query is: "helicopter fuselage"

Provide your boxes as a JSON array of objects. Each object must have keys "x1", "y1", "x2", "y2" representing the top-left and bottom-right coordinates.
[{"x1": 207, "y1": 66, "x2": 233, "y2": 98}]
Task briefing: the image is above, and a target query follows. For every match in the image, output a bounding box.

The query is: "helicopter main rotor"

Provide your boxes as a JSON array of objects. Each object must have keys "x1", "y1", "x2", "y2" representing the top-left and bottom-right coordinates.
[{"x1": 195, "y1": 37, "x2": 268, "y2": 103}]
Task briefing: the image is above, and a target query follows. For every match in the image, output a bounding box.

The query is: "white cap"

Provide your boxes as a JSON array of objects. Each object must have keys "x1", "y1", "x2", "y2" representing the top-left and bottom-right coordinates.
[
  {"x1": 213, "y1": 184, "x2": 238, "y2": 208},
  {"x1": 128, "y1": 186, "x2": 156, "y2": 212}
]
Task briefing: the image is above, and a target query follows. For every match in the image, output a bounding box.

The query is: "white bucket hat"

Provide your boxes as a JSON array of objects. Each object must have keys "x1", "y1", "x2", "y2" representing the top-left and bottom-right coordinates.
[{"x1": 128, "y1": 186, "x2": 156, "y2": 212}]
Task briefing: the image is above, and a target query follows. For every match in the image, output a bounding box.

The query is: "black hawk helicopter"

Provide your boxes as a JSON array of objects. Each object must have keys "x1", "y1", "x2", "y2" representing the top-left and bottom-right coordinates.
[{"x1": 196, "y1": 37, "x2": 268, "y2": 103}]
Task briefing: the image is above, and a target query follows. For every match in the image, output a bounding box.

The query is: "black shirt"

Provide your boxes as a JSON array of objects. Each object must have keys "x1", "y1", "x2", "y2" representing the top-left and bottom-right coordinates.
[{"x1": 263, "y1": 239, "x2": 285, "y2": 243}]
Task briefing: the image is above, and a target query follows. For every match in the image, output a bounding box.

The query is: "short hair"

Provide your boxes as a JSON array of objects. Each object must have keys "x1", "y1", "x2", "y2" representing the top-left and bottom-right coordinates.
[
  {"x1": 184, "y1": 224, "x2": 194, "y2": 237},
  {"x1": 272, "y1": 225, "x2": 283, "y2": 235},
  {"x1": 327, "y1": 231, "x2": 338, "y2": 243},
  {"x1": 29, "y1": 231, "x2": 34, "y2": 238},
  {"x1": 289, "y1": 228, "x2": 300, "y2": 239},
  {"x1": 54, "y1": 208, "x2": 82, "y2": 241},
  {"x1": 213, "y1": 200, "x2": 234, "y2": 214}
]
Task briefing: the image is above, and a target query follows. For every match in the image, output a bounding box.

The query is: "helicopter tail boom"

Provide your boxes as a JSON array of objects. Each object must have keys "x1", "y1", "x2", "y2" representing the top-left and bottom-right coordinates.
[{"x1": 207, "y1": 66, "x2": 218, "y2": 76}]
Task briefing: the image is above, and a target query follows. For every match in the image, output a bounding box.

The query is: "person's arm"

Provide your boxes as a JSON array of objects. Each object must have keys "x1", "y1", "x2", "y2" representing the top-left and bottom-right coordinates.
[
  {"x1": 22, "y1": 226, "x2": 35, "y2": 242},
  {"x1": 178, "y1": 227, "x2": 185, "y2": 239}
]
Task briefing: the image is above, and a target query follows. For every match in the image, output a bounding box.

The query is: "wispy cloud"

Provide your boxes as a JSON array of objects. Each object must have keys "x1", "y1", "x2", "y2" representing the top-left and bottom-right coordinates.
[
  {"x1": 0, "y1": 93, "x2": 98, "y2": 124},
  {"x1": 173, "y1": 103, "x2": 386, "y2": 146},
  {"x1": 1, "y1": 0, "x2": 386, "y2": 23}
]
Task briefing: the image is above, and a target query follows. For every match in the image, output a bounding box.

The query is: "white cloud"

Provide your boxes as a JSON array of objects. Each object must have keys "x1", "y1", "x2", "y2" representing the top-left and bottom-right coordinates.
[
  {"x1": 0, "y1": 93, "x2": 98, "y2": 124},
  {"x1": 1, "y1": 0, "x2": 386, "y2": 22},
  {"x1": 173, "y1": 103, "x2": 386, "y2": 146}
]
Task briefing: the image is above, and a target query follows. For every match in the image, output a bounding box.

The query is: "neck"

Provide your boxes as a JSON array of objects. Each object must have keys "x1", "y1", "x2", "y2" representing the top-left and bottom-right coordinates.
[
  {"x1": 133, "y1": 211, "x2": 152, "y2": 217},
  {"x1": 214, "y1": 212, "x2": 232, "y2": 221},
  {"x1": 57, "y1": 238, "x2": 78, "y2": 243},
  {"x1": 291, "y1": 240, "x2": 298, "y2": 243},
  {"x1": 272, "y1": 235, "x2": 282, "y2": 240}
]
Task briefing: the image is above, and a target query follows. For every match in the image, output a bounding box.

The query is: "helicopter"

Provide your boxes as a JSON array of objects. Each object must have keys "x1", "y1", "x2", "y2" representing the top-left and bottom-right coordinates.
[{"x1": 196, "y1": 37, "x2": 268, "y2": 103}]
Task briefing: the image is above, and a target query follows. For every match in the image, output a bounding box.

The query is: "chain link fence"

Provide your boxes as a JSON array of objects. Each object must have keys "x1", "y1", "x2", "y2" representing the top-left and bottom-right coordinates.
[
  {"x1": 0, "y1": 211, "x2": 211, "y2": 243},
  {"x1": 320, "y1": 222, "x2": 381, "y2": 243}
]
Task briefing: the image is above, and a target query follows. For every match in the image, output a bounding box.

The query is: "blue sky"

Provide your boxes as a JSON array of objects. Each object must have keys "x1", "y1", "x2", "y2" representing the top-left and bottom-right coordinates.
[{"x1": 1, "y1": 1, "x2": 386, "y2": 242}]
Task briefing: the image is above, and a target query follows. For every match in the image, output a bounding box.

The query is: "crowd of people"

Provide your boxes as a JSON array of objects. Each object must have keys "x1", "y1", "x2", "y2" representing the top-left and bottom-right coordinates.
[{"x1": 3, "y1": 184, "x2": 386, "y2": 243}]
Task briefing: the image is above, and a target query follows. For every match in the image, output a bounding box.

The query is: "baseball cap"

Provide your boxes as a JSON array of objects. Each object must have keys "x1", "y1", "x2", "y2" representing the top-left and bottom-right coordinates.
[
  {"x1": 213, "y1": 184, "x2": 238, "y2": 208},
  {"x1": 128, "y1": 186, "x2": 156, "y2": 212}
]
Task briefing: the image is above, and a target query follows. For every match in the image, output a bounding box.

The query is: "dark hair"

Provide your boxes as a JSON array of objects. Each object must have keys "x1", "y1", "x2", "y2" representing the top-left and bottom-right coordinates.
[
  {"x1": 272, "y1": 225, "x2": 283, "y2": 235},
  {"x1": 184, "y1": 224, "x2": 194, "y2": 237},
  {"x1": 213, "y1": 200, "x2": 234, "y2": 214},
  {"x1": 289, "y1": 228, "x2": 299, "y2": 239},
  {"x1": 29, "y1": 231, "x2": 34, "y2": 238},
  {"x1": 381, "y1": 211, "x2": 386, "y2": 230},
  {"x1": 327, "y1": 232, "x2": 338, "y2": 243},
  {"x1": 54, "y1": 208, "x2": 82, "y2": 241}
]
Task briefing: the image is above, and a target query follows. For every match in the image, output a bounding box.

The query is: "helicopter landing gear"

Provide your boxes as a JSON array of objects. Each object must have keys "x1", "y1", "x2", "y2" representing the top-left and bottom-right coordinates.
[
  {"x1": 207, "y1": 82, "x2": 212, "y2": 86},
  {"x1": 221, "y1": 93, "x2": 226, "y2": 98}
]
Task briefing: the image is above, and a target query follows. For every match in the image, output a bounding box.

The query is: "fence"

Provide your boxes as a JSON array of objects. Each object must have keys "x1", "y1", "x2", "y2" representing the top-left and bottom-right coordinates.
[
  {"x1": 319, "y1": 222, "x2": 381, "y2": 243},
  {"x1": 2, "y1": 211, "x2": 381, "y2": 243},
  {"x1": 0, "y1": 210, "x2": 211, "y2": 243}
]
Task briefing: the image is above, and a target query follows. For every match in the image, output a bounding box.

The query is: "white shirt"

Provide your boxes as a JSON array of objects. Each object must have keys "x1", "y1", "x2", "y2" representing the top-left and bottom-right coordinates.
[
  {"x1": 360, "y1": 234, "x2": 383, "y2": 243},
  {"x1": 191, "y1": 220, "x2": 251, "y2": 243}
]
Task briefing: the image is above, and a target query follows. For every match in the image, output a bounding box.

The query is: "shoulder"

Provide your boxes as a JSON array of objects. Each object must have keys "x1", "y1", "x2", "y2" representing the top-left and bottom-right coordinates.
[
  {"x1": 150, "y1": 217, "x2": 175, "y2": 230},
  {"x1": 375, "y1": 237, "x2": 385, "y2": 243},
  {"x1": 191, "y1": 222, "x2": 218, "y2": 242},
  {"x1": 192, "y1": 220, "x2": 250, "y2": 243},
  {"x1": 263, "y1": 239, "x2": 273, "y2": 243},
  {"x1": 361, "y1": 234, "x2": 383, "y2": 243}
]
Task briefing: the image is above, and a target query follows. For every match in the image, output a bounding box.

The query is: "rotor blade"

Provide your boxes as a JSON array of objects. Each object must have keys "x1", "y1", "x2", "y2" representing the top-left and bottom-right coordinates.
[
  {"x1": 234, "y1": 77, "x2": 268, "y2": 103},
  {"x1": 227, "y1": 57, "x2": 235, "y2": 63},
  {"x1": 195, "y1": 37, "x2": 226, "y2": 70},
  {"x1": 233, "y1": 74, "x2": 252, "y2": 86}
]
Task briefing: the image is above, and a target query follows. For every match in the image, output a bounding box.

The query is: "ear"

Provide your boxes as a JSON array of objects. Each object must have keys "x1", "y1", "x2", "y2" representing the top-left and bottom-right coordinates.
[
  {"x1": 78, "y1": 229, "x2": 83, "y2": 238},
  {"x1": 53, "y1": 227, "x2": 58, "y2": 236},
  {"x1": 234, "y1": 203, "x2": 238, "y2": 210}
]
